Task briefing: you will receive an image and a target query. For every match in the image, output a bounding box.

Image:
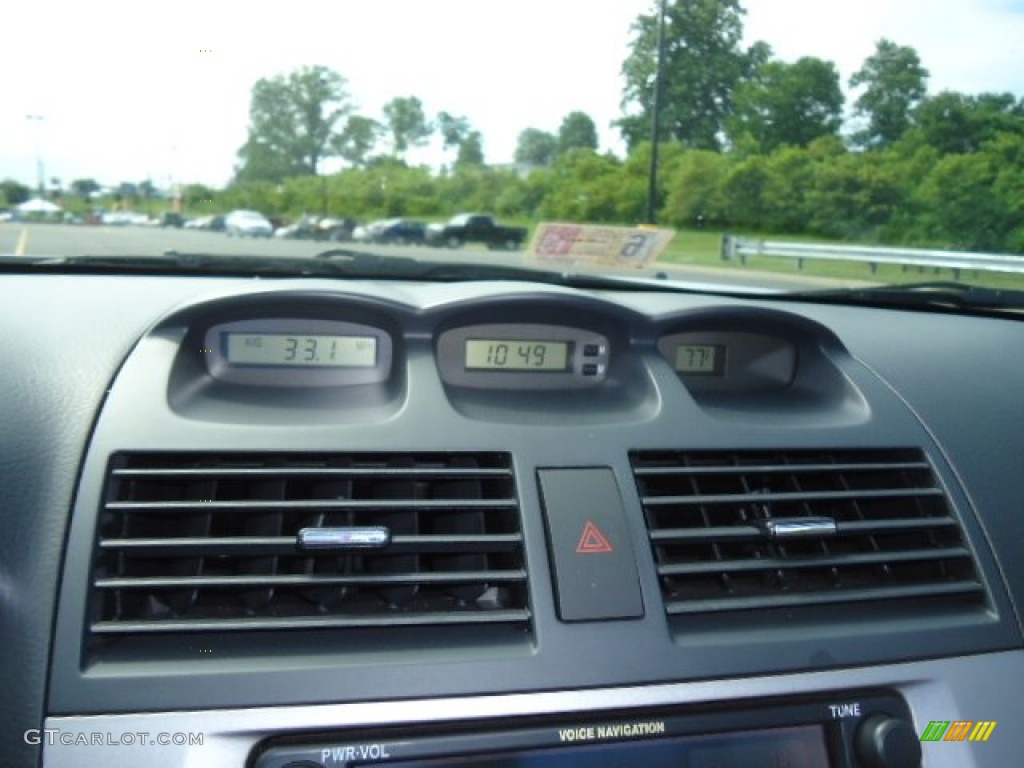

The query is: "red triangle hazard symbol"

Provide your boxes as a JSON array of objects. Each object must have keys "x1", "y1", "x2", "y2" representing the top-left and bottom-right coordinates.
[{"x1": 576, "y1": 520, "x2": 614, "y2": 554}]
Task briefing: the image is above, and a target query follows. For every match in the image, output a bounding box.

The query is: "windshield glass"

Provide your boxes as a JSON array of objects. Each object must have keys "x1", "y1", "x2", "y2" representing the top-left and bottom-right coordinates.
[{"x1": 2, "y1": 0, "x2": 1023, "y2": 293}]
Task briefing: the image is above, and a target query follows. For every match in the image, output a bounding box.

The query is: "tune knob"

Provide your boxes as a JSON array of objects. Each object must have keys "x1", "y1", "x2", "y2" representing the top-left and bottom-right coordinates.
[{"x1": 855, "y1": 715, "x2": 922, "y2": 768}]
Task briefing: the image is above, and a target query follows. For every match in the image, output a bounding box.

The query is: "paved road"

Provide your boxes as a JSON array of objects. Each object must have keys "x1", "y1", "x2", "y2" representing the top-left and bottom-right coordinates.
[{"x1": 0, "y1": 223, "x2": 869, "y2": 291}]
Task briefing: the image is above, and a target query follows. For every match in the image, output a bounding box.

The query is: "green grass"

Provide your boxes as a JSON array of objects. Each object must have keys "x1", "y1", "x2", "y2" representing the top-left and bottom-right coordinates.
[{"x1": 655, "y1": 228, "x2": 1024, "y2": 290}]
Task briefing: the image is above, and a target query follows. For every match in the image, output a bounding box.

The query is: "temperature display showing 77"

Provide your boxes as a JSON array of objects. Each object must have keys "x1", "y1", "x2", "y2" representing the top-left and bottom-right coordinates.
[
  {"x1": 465, "y1": 339, "x2": 571, "y2": 371},
  {"x1": 675, "y1": 344, "x2": 725, "y2": 375}
]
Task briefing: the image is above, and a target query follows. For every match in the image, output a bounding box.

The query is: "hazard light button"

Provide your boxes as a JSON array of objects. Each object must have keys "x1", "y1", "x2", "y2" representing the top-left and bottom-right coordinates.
[{"x1": 538, "y1": 468, "x2": 644, "y2": 622}]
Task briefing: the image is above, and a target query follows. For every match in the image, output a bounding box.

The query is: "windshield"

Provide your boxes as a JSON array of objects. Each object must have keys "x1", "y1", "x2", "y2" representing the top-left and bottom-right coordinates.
[{"x1": 2, "y1": 0, "x2": 1023, "y2": 294}]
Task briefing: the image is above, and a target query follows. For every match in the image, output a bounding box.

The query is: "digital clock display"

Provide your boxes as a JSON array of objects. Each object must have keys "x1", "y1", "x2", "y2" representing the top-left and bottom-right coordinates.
[
  {"x1": 225, "y1": 333, "x2": 378, "y2": 368},
  {"x1": 675, "y1": 344, "x2": 724, "y2": 374},
  {"x1": 465, "y1": 339, "x2": 571, "y2": 371}
]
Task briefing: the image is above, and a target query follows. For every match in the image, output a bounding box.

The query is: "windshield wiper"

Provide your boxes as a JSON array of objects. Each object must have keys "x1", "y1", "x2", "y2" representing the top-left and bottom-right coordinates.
[
  {"x1": 1, "y1": 248, "x2": 685, "y2": 292},
  {"x1": 1, "y1": 252, "x2": 345, "y2": 276},
  {"x1": 784, "y1": 281, "x2": 1024, "y2": 315},
  {"x1": 310, "y1": 248, "x2": 680, "y2": 289}
]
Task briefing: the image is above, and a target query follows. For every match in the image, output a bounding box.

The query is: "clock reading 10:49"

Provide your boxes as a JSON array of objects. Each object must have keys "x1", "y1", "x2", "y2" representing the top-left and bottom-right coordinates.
[
  {"x1": 225, "y1": 333, "x2": 378, "y2": 368},
  {"x1": 465, "y1": 339, "x2": 571, "y2": 371}
]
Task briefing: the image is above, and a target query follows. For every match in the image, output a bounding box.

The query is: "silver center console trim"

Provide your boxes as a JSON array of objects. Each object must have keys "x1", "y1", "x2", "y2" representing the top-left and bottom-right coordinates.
[{"x1": 42, "y1": 650, "x2": 1022, "y2": 768}]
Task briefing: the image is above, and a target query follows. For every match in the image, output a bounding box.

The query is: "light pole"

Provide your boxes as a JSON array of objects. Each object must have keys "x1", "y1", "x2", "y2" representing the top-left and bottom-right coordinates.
[
  {"x1": 26, "y1": 114, "x2": 46, "y2": 198},
  {"x1": 644, "y1": 0, "x2": 668, "y2": 225},
  {"x1": 169, "y1": 143, "x2": 182, "y2": 214}
]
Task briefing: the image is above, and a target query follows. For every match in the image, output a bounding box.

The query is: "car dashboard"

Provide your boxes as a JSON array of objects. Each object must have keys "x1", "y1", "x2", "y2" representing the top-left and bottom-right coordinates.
[{"x1": 1, "y1": 272, "x2": 1022, "y2": 768}]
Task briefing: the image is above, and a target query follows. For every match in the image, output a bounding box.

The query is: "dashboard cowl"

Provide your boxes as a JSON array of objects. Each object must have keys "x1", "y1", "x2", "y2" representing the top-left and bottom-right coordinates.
[
  {"x1": 631, "y1": 448, "x2": 986, "y2": 617},
  {"x1": 87, "y1": 452, "x2": 529, "y2": 646}
]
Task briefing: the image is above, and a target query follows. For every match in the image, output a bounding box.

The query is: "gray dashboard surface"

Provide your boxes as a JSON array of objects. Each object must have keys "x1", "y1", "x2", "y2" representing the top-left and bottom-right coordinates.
[{"x1": 1, "y1": 273, "x2": 1022, "y2": 768}]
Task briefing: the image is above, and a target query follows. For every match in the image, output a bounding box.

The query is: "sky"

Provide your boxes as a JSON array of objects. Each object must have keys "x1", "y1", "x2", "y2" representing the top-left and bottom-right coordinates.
[{"x1": 1, "y1": 0, "x2": 1022, "y2": 190}]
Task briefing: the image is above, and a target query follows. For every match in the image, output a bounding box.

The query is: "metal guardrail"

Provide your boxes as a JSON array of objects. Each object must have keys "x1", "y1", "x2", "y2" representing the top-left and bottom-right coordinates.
[{"x1": 721, "y1": 235, "x2": 1024, "y2": 279}]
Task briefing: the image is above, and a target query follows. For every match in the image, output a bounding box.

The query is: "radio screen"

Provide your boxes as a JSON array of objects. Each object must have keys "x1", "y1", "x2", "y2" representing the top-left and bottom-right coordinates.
[{"x1": 377, "y1": 724, "x2": 830, "y2": 768}]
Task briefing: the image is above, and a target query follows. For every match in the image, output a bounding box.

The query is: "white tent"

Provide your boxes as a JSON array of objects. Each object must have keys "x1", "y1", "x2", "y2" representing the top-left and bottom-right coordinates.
[{"x1": 15, "y1": 197, "x2": 63, "y2": 214}]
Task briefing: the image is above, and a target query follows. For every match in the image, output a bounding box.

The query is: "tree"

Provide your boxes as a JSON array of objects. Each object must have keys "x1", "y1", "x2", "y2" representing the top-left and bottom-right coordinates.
[
  {"x1": 664, "y1": 149, "x2": 729, "y2": 228},
  {"x1": 849, "y1": 39, "x2": 929, "y2": 147},
  {"x1": 728, "y1": 57, "x2": 844, "y2": 152},
  {"x1": 909, "y1": 91, "x2": 1024, "y2": 155},
  {"x1": 913, "y1": 133, "x2": 1024, "y2": 252},
  {"x1": 118, "y1": 182, "x2": 139, "y2": 203},
  {"x1": 235, "y1": 65, "x2": 353, "y2": 183},
  {"x1": 0, "y1": 179, "x2": 30, "y2": 206},
  {"x1": 235, "y1": 140, "x2": 302, "y2": 185},
  {"x1": 539, "y1": 149, "x2": 624, "y2": 222},
  {"x1": 806, "y1": 151, "x2": 907, "y2": 239},
  {"x1": 619, "y1": 0, "x2": 768, "y2": 150},
  {"x1": 335, "y1": 115, "x2": 382, "y2": 167},
  {"x1": 70, "y1": 178, "x2": 100, "y2": 201},
  {"x1": 455, "y1": 131, "x2": 485, "y2": 167},
  {"x1": 557, "y1": 111, "x2": 599, "y2": 154},
  {"x1": 515, "y1": 128, "x2": 558, "y2": 167},
  {"x1": 182, "y1": 184, "x2": 216, "y2": 209},
  {"x1": 437, "y1": 112, "x2": 471, "y2": 151},
  {"x1": 382, "y1": 96, "x2": 433, "y2": 156}
]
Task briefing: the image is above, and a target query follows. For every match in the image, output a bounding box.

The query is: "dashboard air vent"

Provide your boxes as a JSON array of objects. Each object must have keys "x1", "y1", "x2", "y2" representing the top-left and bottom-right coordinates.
[
  {"x1": 90, "y1": 453, "x2": 528, "y2": 636},
  {"x1": 631, "y1": 448, "x2": 985, "y2": 616}
]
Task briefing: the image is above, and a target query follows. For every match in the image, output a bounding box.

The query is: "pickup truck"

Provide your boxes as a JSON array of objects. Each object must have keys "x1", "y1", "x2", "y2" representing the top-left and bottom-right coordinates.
[{"x1": 425, "y1": 213, "x2": 528, "y2": 250}]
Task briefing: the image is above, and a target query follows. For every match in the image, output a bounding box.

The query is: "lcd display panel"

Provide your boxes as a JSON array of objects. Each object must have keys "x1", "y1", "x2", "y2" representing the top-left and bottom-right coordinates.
[
  {"x1": 225, "y1": 333, "x2": 377, "y2": 368},
  {"x1": 675, "y1": 344, "x2": 725, "y2": 375},
  {"x1": 465, "y1": 339, "x2": 571, "y2": 371},
  {"x1": 373, "y1": 725, "x2": 830, "y2": 768}
]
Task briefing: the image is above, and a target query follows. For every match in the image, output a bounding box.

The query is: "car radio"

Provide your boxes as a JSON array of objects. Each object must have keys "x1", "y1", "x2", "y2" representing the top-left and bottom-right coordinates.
[{"x1": 251, "y1": 691, "x2": 921, "y2": 768}]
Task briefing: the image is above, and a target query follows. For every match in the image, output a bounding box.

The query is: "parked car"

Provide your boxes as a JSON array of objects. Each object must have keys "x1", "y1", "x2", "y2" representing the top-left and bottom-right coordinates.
[
  {"x1": 100, "y1": 210, "x2": 149, "y2": 226},
  {"x1": 225, "y1": 210, "x2": 271, "y2": 238},
  {"x1": 424, "y1": 213, "x2": 527, "y2": 250},
  {"x1": 352, "y1": 219, "x2": 388, "y2": 242},
  {"x1": 186, "y1": 214, "x2": 226, "y2": 232},
  {"x1": 159, "y1": 212, "x2": 185, "y2": 228},
  {"x1": 371, "y1": 218, "x2": 427, "y2": 245},
  {"x1": 273, "y1": 215, "x2": 357, "y2": 241}
]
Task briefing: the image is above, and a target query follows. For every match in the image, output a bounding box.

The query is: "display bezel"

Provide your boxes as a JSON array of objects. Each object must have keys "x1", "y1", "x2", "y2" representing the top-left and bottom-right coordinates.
[
  {"x1": 253, "y1": 691, "x2": 922, "y2": 768},
  {"x1": 203, "y1": 318, "x2": 392, "y2": 387},
  {"x1": 437, "y1": 324, "x2": 609, "y2": 389},
  {"x1": 657, "y1": 331, "x2": 797, "y2": 393}
]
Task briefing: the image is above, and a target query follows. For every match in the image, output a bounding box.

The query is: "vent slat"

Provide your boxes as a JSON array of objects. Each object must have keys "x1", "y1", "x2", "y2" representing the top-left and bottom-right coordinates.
[
  {"x1": 631, "y1": 448, "x2": 985, "y2": 618},
  {"x1": 106, "y1": 499, "x2": 517, "y2": 512},
  {"x1": 649, "y1": 517, "x2": 959, "y2": 544},
  {"x1": 99, "y1": 533, "x2": 524, "y2": 554},
  {"x1": 633, "y1": 461, "x2": 931, "y2": 477},
  {"x1": 96, "y1": 570, "x2": 528, "y2": 589},
  {"x1": 113, "y1": 467, "x2": 513, "y2": 479},
  {"x1": 665, "y1": 581, "x2": 985, "y2": 615},
  {"x1": 651, "y1": 526, "x2": 763, "y2": 542},
  {"x1": 658, "y1": 547, "x2": 973, "y2": 576},
  {"x1": 91, "y1": 609, "x2": 532, "y2": 635},
  {"x1": 90, "y1": 453, "x2": 529, "y2": 642},
  {"x1": 641, "y1": 488, "x2": 942, "y2": 506}
]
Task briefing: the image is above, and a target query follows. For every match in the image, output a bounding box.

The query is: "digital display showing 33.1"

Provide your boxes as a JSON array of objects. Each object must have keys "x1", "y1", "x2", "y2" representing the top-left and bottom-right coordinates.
[
  {"x1": 465, "y1": 339, "x2": 571, "y2": 371},
  {"x1": 225, "y1": 333, "x2": 377, "y2": 367}
]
